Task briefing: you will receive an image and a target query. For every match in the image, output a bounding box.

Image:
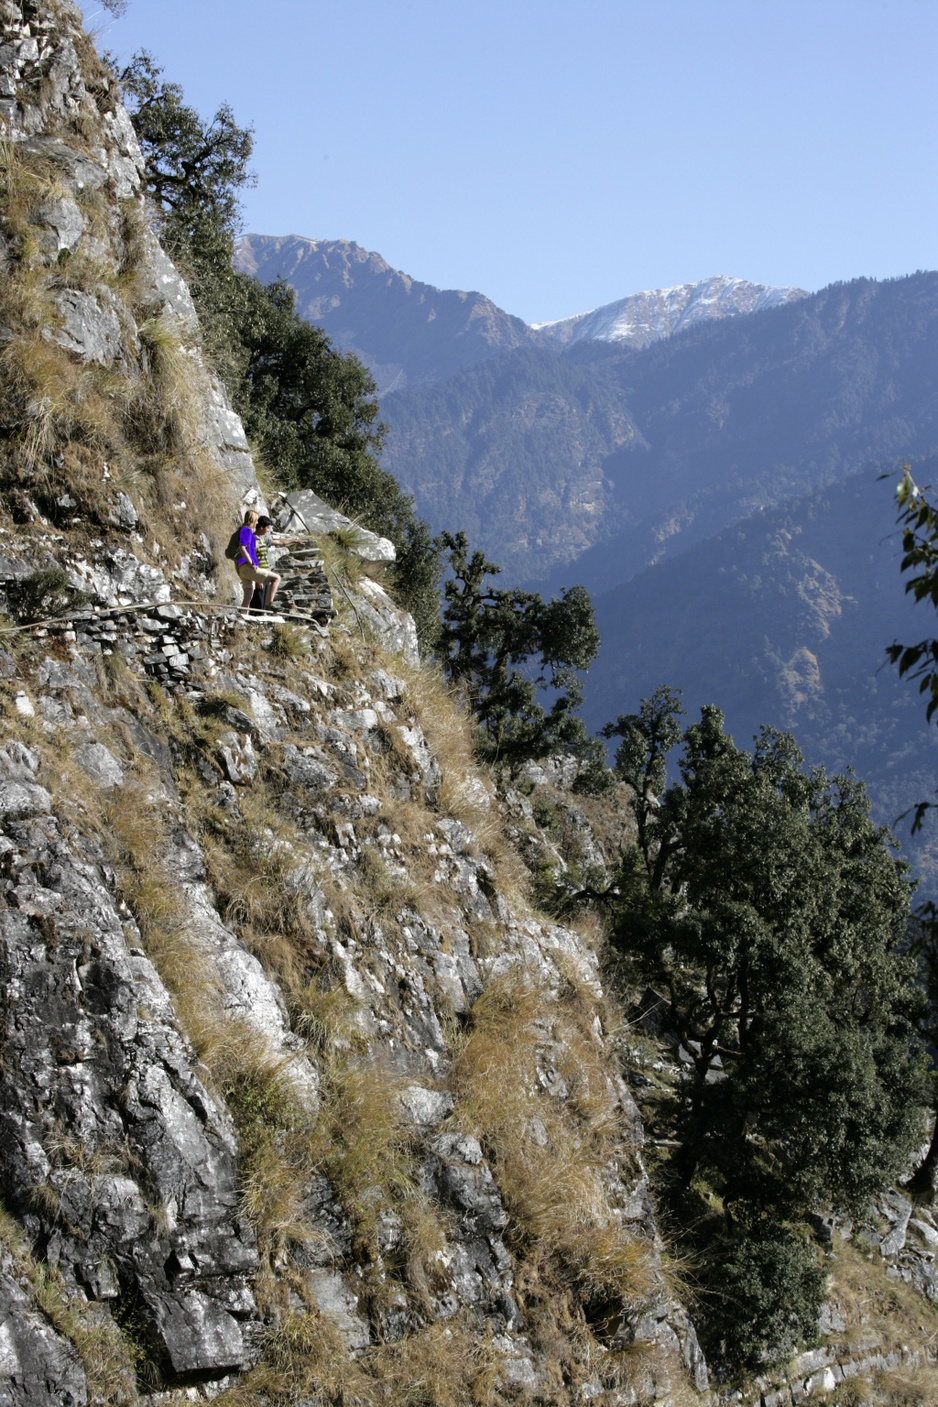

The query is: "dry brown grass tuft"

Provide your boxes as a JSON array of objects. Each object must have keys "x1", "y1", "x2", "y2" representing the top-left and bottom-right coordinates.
[
  {"x1": 200, "y1": 793, "x2": 324, "y2": 994},
  {"x1": 0, "y1": 138, "x2": 69, "y2": 256},
  {"x1": 397, "y1": 661, "x2": 484, "y2": 816},
  {"x1": 216, "y1": 1311, "x2": 502, "y2": 1407},
  {"x1": 267, "y1": 621, "x2": 310, "y2": 660},
  {"x1": 98, "y1": 779, "x2": 224, "y2": 1053},
  {"x1": 826, "y1": 1237, "x2": 938, "y2": 1365},
  {"x1": 452, "y1": 970, "x2": 658, "y2": 1309},
  {"x1": 825, "y1": 1365, "x2": 938, "y2": 1407},
  {"x1": 313, "y1": 1055, "x2": 416, "y2": 1242},
  {"x1": 0, "y1": 143, "x2": 237, "y2": 568},
  {"x1": 136, "y1": 315, "x2": 196, "y2": 444},
  {"x1": 213, "y1": 1311, "x2": 376, "y2": 1407},
  {"x1": 197, "y1": 1018, "x2": 322, "y2": 1282},
  {"x1": 0, "y1": 328, "x2": 119, "y2": 485},
  {"x1": 94, "y1": 769, "x2": 329, "y2": 1293},
  {"x1": 318, "y1": 528, "x2": 365, "y2": 593},
  {"x1": 367, "y1": 654, "x2": 534, "y2": 915},
  {"x1": 370, "y1": 1321, "x2": 503, "y2": 1407},
  {"x1": 292, "y1": 976, "x2": 365, "y2": 1053},
  {"x1": 353, "y1": 842, "x2": 418, "y2": 919},
  {"x1": 115, "y1": 197, "x2": 149, "y2": 304}
]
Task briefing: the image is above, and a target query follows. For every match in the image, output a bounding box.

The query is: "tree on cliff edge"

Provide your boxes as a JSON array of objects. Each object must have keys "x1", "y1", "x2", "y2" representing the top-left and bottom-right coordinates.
[
  {"x1": 438, "y1": 531, "x2": 600, "y2": 767},
  {"x1": 119, "y1": 53, "x2": 442, "y2": 647},
  {"x1": 606, "y1": 691, "x2": 928, "y2": 1365}
]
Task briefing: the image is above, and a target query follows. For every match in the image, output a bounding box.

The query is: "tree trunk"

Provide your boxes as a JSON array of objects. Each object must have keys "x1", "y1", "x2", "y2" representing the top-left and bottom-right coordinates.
[{"x1": 908, "y1": 1108, "x2": 938, "y2": 1197}]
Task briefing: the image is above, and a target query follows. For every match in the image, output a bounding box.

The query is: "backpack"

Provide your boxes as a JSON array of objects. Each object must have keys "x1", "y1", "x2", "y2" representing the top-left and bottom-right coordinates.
[{"x1": 224, "y1": 528, "x2": 242, "y2": 562}]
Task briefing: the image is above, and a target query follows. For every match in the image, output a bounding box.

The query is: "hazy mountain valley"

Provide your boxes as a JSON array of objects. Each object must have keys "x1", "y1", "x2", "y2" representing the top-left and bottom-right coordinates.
[
  {"x1": 0, "y1": 4, "x2": 937, "y2": 1407},
  {"x1": 242, "y1": 234, "x2": 938, "y2": 877}
]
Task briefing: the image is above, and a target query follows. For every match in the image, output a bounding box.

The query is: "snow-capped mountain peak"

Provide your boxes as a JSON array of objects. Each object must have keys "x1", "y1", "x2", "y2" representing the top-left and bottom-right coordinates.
[{"x1": 532, "y1": 275, "x2": 809, "y2": 350}]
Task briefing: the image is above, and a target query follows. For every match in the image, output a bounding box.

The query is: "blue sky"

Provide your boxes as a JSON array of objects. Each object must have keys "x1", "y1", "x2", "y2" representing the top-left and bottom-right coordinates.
[{"x1": 80, "y1": 0, "x2": 937, "y2": 324}]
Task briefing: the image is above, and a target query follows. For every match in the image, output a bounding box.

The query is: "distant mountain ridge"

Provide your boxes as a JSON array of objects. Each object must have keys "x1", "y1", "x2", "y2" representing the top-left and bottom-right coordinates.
[
  {"x1": 235, "y1": 234, "x2": 806, "y2": 393},
  {"x1": 583, "y1": 464, "x2": 938, "y2": 888},
  {"x1": 234, "y1": 234, "x2": 537, "y2": 394},
  {"x1": 232, "y1": 240, "x2": 938, "y2": 884},
  {"x1": 379, "y1": 273, "x2": 938, "y2": 585},
  {"x1": 531, "y1": 275, "x2": 809, "y2": 349}
]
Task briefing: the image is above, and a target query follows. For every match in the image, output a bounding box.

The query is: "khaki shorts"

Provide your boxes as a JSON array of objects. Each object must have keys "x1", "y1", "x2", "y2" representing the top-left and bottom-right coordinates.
[{"x1": 237, "y1": 563, "x2": 274, "y2": 585}]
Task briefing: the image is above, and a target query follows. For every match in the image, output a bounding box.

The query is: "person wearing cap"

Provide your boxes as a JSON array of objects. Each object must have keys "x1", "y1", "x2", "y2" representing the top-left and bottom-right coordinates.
[
  {"x1": 252, "y1": 515, "x2": 281, "y2": 612},
  {"x1": 236, "y1": 510, "x2": 281, "y2": 614}
]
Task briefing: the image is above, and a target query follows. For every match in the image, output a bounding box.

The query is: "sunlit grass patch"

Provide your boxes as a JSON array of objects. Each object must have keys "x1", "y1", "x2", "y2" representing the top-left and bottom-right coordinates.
[{"x1": 452, "y1": 970, "x2": 658, "y2": 1307}]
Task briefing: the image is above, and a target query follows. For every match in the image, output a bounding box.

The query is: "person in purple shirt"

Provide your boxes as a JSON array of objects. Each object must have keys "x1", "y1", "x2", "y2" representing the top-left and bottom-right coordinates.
[{"x1": 236, "y1": 509, "x2": 281, "y2": 614}]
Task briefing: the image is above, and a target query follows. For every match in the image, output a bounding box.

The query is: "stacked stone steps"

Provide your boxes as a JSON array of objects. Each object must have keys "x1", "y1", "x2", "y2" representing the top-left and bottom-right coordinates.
[
  {"x1": 272, "y1": 542, "x2": 335, "y2": 623},
  {"x1": 25, "y1": 599, "x2": 328, "y2": 686}
]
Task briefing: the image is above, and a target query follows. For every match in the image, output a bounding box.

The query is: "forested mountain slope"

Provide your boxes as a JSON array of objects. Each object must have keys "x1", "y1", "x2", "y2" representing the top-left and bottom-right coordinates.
[
  {"x1": 585, "y1": 465, "x2": 938, "y2": 885},
  {"x1": 235, "y1": 237, "x2": 808, "y2": 402},
  {"x1": 253, "y1": 237, "x2": 938, "y2": 882},
  {"x1": 381, "y1": 272, "x2": 938, "y2": 588}
]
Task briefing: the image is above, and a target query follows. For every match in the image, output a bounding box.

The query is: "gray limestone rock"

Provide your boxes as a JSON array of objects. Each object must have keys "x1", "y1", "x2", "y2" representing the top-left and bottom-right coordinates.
[
  {"x1": 200, "y1": 377, "x2": 258, "y2": 499},
  {"x1": 145, "y1": 1287, "x2": 246, "y2": 1377},
  {"x1": 18, "y1": 136, "x2": 108, "y2": 195},
  {"x1": 0, "y1": 1263, "x2": 88, "y2": 1407},
  {"x1": 398, "y1": 1085, "x2": 454, "y2": 1127},
  {"x1": 72, "y1": 739, "x2": 123, "y2": 788},
  {"x1": 280, "y1": 744, "x2": 340, "y2": 794},
  {"x1": 32, "y1": 192, "x2": 83, "y2": 256},
  {"x1": 50, "y1": 289, "x2": 123, "y2": 364},
  {"x1": 165, "y1": 830, "x2": 321, "y2": 1110},
  {"x1": 303, "y1": 1270, "x2": 370, "y2": 1350},
  {"x1": 0, "y1": 807, "x2": 259, "y2": 1380},
  {"x1": 271, "y1": 490, "x2": 396, "y2": 568},
  {"x1": 67, "y1": 548, "x2": 171, "y2": 606},
  {"x1": 134, "y1": 225, "x2": 199, "y2": 339},
  {"x1": 351, "y1": 577, "x2": 419, "y2": 665},
  {"x1": 429, "y1": 1132, "x2": 509, "y2": 1235},
  {"x1": 397, "y1": 722, "x2": 442, "y2": 791},
  {"x1": 98, "y1": 103, "x2": 144, "y2": 199},
  {"x1": 218, "y1": 729, "x2": 257, "y2": 785},
  {"x1": 879, "y1": 1191, "x2": 913, "y2": 1257},
  {"x1": 0, "y1": 781, "x2": 50, "y2": 820},
  {"x1": 624, "y1": 1297, "x2": 709, "y2": 1394},
  {"x1": 106, "y1": 492, "x2": 138, "y2": 531}
]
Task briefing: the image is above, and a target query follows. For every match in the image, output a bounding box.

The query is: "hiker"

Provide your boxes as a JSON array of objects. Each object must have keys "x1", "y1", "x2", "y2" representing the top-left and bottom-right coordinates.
[
  {"x1": 235, "y1": 509, "x2": 281, "y2": 615},
  {"x1": 250, "y1": 515, "x2": 277, "y2": 612}
]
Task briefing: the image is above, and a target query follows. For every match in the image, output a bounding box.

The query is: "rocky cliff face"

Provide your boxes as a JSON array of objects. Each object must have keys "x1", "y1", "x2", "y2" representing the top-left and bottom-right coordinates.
[{"x1": 0, "y1": 5, "x2": 706, "y2": 1404}]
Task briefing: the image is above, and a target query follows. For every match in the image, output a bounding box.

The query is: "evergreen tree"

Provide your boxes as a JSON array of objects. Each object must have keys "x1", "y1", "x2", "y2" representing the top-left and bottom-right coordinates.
[
  {"x1": 119, "y1": 52, "x2": 254, "y2": 295},
  {"x1": 889, "y1": 468, "x2": 938, "y2": 740},
  {"x1": 887, "y1": 466, "x2": 938, "y2": 1192},
  {"x1": 607, "y1": 692, "x2": 928, "y2": 1365},
  {"x1": 438, "y1": 531, "x2": 600, "y2": 767}
]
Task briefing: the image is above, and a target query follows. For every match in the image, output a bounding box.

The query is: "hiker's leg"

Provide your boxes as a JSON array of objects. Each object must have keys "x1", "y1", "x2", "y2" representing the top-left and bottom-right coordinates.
[
  {"x1": 238, "y1": 568, "x2": 255, "y2": 614},
  {"x1": 264, "y1": 572, "x2": 281, "y2": 608}
]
